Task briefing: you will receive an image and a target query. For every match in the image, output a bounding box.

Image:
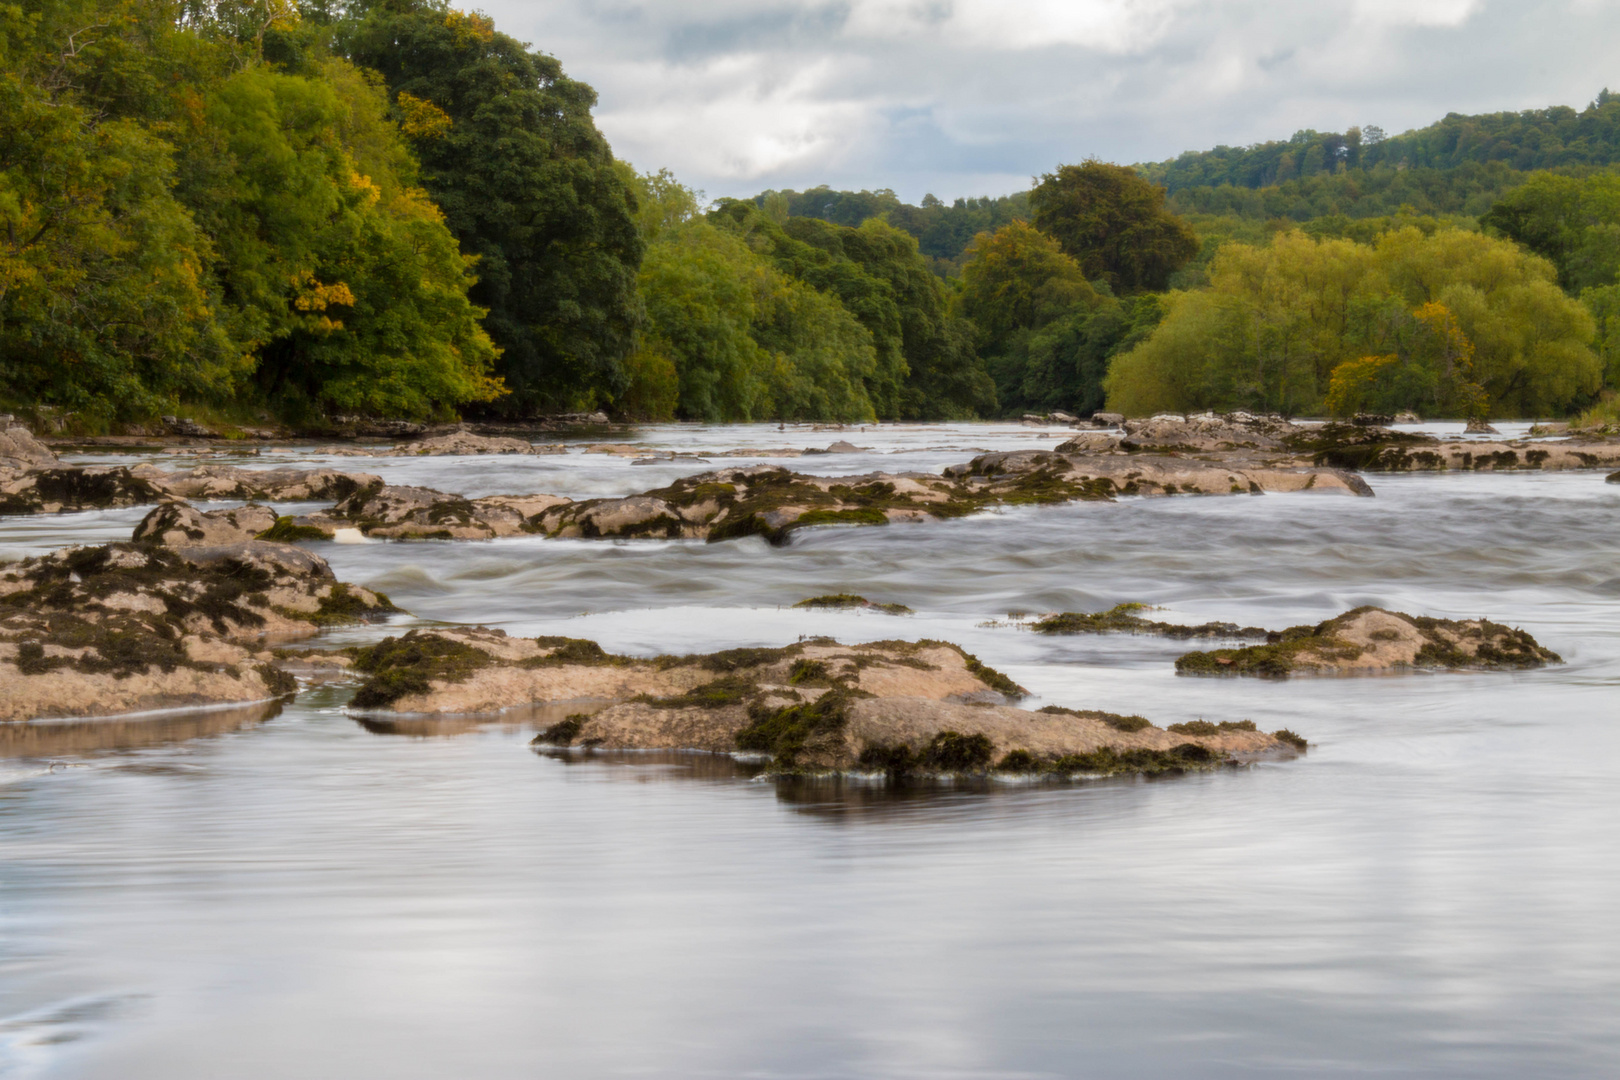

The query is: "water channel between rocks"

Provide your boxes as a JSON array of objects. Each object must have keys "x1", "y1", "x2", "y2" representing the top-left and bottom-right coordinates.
[{"x1": 2, "y1": 422, "x2": 1617, "y2": 1078}]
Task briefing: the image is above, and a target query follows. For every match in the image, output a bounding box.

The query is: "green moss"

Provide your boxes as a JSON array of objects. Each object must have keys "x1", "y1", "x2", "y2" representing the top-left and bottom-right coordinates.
[
  {"x1": 857, "y1": 729, "x2": 997, "y2": 778},
  {"x1": 533, "y1": 714, "x2": 591, "y2": 746},
  {"x1": 1167, "y1": 719, "x2": 1256, "y2": 735},
  {"x1": 639, "y1": 674, "x2": 760, "y2": 709},
  {"x1": 695, "y1": 645, "x2": 798, "y2": 673},
  {"x1": 1036, "y1": 705, "x2": 1152, "y2": 732},
  {"x1": 735, "y1": 690, "x2": 852, "y2": 767},
  {"x1": 257, "y1": 516, "x2": 334, "y2": 542},
  {"x1": 522, "y1": 637, "x2": 628, "y2": 667},
  {"x1": 995, "y1": 749, "x2": 1041, "y2": 772},
  {"x1": 793, "y1": 594, "x2": 912, "y2": 615},
  {"x1": 993, "y1": 742, "x2": 1230, "y2": 776},
  {"x1": 958, "y1": 650, "x2": 1025, "y2": 697},
  {"x1": 350, "y1": 633, "x2": 493, "y2": 709},
  {"x1": 793, "y1": 507, "x2": 890, "y2": 529},
  {"x1": 787, "y1": 659, "x2": 832, "y2": 686},
  {"x1": 1033, "y1": 603, "x2": 1266, "y2": 639},
  {"x1": 1175, "y1": 632, "x2": 1359, "y2": 677},
  {"x1": 307, "y1": 583, "x2": 396, "y2": 626}
]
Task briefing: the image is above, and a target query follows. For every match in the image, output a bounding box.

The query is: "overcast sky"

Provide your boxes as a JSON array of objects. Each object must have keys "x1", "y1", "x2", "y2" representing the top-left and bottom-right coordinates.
[{"x1": 477, "y1": 0, "x2": 1620, "y2": 204}]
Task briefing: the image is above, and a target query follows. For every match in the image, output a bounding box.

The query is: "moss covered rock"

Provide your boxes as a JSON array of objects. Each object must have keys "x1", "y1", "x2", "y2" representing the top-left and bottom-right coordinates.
[{"x1": 1175, "y1": 606, "x2": 1560, "y2": 677}]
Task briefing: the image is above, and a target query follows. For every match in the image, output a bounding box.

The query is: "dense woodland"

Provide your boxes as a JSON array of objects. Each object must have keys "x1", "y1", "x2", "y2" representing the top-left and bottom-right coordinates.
[{"x1": 3, "y1": 1, "x2": 1620, "y2": 427}]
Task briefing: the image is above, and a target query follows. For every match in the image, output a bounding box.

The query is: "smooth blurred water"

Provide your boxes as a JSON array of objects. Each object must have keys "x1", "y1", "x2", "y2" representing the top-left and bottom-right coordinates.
[{"x1": 3, "y1": 424, "x2": 1618, "y2": 1078}]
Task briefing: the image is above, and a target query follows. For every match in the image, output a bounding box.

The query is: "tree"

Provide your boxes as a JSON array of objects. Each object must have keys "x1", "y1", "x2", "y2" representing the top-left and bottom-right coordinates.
[
  {"x1": 713, "y1": 201, "x2": 995, "y2": 418},
  {"x1": 1104, "y1": 227, "x2": 1600, "y2": 417},
  {"x1": 1030, "y1": 161, "x2": 1199, "y2": 292},
  {"x1": 1481, "y1": 172, "x2": 1620, "y2": 292},
  {"x1": 0, "y1": 0, "x2": 239, "y2": 421},
  {"x1": 341, "y1": 1, "x2": 643, "y2": 413}
]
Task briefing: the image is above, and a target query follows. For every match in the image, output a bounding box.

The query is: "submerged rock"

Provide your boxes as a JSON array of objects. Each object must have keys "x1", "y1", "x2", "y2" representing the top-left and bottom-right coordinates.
[
  {"x1": 0, "y1": 540, "x2": 396, "y2": 721},
  {"x1": 793, "y1": 594, "x2": 912, "y2": 615},
  {"x1": 343, "y1": 629, "x2": 1296, "y2": 777},
  {"x1": 1174, "y1": 607, "x2": 1560, "y2": 677},
  {"x1": 1032, "y1": 603, "x2": 1269, "y2": 639}
]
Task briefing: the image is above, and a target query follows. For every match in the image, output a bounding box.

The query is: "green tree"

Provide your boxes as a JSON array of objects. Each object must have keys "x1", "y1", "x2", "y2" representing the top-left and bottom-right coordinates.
[
  {"x1": 0, "y1": 0, "x2": 239, "y2": 422},
  {"x1": 1030, "y1": 161, "x2": 1199, "y2": 292},
  {"x1": 1105, "y1": 227, "x2": 1600, "y2": 417},
  {"x1": 713, "y1": 201, "x2": 994, "y2": 418},
  {"x1": 341, "y1": 1, "x2": 643, "y2": 413},
  {"x1": 1480, "y1": 172, "x2": 1620, "y2": 292}
]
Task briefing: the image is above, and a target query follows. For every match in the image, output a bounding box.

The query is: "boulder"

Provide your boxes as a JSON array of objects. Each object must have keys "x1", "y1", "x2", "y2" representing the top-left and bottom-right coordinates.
[
  {"x1": 0, "y1": 466, "x2": 167, "y2": 515},
  {"x1": 0, "y1": 540, "x2": 396, "y2": 721},
  {"x1": 133, "y1": 501, "x2": 279, "y2": 547},
  {"x1": 1464, "y1": 418, "x2": 1501, "y2": 434},
  {"x1": 389, "y1": 430, "x2": 551, "y2": 456},
  {"x1": 0, "y1": 421, "x2": 59, "y2": 469},
  {"x1": 1175, "y1": 607, "x2": 1560, "y2": 676},
  {"x1": 160, "y1": 465, "x2": 380, "y2": 502}
]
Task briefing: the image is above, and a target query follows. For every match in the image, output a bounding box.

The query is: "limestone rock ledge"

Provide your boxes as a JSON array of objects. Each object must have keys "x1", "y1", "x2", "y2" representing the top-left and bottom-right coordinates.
[
  {"x1": 345, "y1": 628, "x2": 1299, "y2": 777},
  {"x1": 0, "y1": 540, "x2": 396, "y2": 722}
]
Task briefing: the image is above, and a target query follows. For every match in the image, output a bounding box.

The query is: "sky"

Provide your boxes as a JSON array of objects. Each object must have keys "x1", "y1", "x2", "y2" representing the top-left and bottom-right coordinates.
[{"x1": 477, "y1": 0, "x2": 1620, "y2": 204}]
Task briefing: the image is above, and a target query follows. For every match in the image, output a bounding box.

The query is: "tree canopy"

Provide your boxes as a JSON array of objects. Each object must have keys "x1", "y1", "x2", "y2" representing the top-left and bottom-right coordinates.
[
  {"x1": 1029, "y1": 162, "x2": 1199, "y2": 292},
  {"x1": 1105, "y1": 228, "x2": 1600, "y2": 418},
  {"x1": 340, "y1": 0, "x2": 643, "y2": 414}
]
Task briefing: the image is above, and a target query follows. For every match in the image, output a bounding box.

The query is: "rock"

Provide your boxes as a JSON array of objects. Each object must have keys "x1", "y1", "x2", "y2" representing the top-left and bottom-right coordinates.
[
  {"x1": 0, "y1": 540, "x2": 396, "y2": 721},
  {"x1": 793, "y1": 594, "x2": 912, "y2": 615},
  {"x1": 1090, "y1": 412, "x2": 1125, "y2": 426},
  {"x1": 389, "y1": 430, "x2": 549, "y2": 456},
  {"x1": 1117, "y1": 412, "x2": 1299, "y2": 452},
  {"x1": 347, "y1": 629, "x2": 1295, "y2": 776},
  {"x1": 159, "y1": 465, "x2": 381, "y2": 502},
  {"x1": 0, "y1": 466, "x2": 168, "y2": 515},
  {"x1": 1608, "y1": 471, "x2": 1620, "y2": 483},
  {"x1": 1393, "y1": 412, "x2": 1422, "y2": 424},
  {"x1": 1351, "y1": 413, "x2": 1393, "y2": 426},
  {"x1": 1174, "y1": 607, "x2": 1560, "y2": 677},
  {"x1": 132, "y1": 502, "x2": 279, "y2": 547},
  {"x1": 160, "y1": 416, "x2": 215, "y2": 438},
  {"x1": 1293, "y1": 426, "x2": 1620, "y2": 472},
  {"x1": 1464, "y1": 418, "x2": 1501, "y2": 434},
  {"x1": 822, "y1": 440, "x2": 864, "y2": 454},
  {"x1": 1049, "y1": 411, "x2": 1079, "y2": 423},
  {"x1": 318, "y1": 482, "x2": 570, "y2": 540},
  {"x1": 1032, "y1": 603, "x2": 1269, "y2": 639},
  {"x1": 960, "y1": 448, "x2": 1372, "y2": 498},
  {"x1": 329, "y1": 417, "x2": 426, "y2": 438},
  {"x1": 0, "y1": 422, "x2": 59, "y2": 469}
]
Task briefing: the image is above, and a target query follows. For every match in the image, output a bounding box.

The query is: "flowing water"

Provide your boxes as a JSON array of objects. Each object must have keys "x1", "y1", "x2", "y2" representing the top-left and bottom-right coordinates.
[{"x1": 2, "y1": 422, "x2": 1617, "y2": 1078}]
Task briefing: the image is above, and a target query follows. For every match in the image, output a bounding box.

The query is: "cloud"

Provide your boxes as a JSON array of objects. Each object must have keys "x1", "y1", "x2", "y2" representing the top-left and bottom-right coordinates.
[{"x1": 482, "y1": 0, "x2": 1620, "y2": 202}]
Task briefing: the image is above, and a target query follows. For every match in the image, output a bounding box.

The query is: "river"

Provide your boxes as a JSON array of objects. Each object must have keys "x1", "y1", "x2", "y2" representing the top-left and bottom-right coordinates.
[{"x1": 2, "y1": 421, "x2": 1617, "y2": 1078}]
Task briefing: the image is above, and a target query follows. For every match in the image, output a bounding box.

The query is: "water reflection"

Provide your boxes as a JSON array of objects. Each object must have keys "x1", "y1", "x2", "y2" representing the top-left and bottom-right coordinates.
[{"x1": 0, "y1": 700, "x2": 282, "y2": 759}]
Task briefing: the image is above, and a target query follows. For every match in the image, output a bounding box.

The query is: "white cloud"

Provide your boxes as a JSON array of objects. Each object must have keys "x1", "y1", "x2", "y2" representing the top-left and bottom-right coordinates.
[{"x1": 483, "y1": 0, "x2": 1620, "y2": 201}]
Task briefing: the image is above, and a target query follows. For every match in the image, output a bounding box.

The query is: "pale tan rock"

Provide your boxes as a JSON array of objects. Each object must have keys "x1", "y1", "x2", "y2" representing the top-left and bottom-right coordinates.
[{"x1": 132, "y1": 501, "x2": 279, "y2": 547}]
